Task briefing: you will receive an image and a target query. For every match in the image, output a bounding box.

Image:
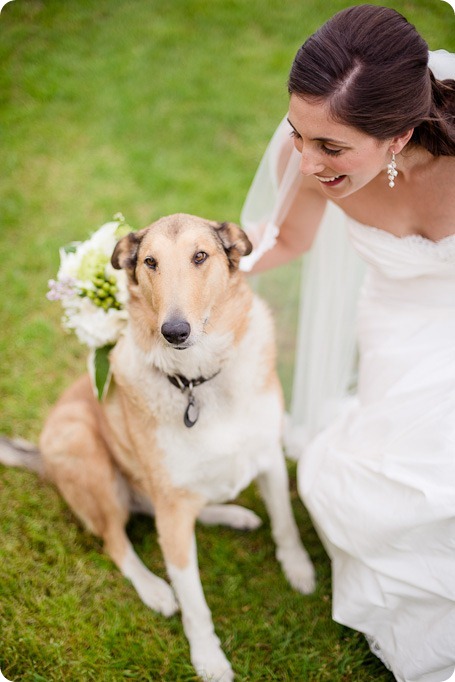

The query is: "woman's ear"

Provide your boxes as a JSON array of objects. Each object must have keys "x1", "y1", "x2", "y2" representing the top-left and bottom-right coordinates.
[{"x1": 390, "y1": 128, "x2": 414, "y2": 154}]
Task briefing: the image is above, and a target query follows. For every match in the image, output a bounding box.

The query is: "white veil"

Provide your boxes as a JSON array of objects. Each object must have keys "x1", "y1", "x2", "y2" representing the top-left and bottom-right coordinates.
[{"x1": 240, "y1": 50, "x2": 455, "y2": 456}]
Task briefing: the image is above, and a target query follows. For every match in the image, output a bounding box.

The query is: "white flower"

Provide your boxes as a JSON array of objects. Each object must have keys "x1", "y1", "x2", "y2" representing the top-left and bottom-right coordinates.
[
  {"x1": 58, "y1": 221, "x2": 121, "y2": 284},
  {"x1": 48, "y1": 216, "x2": 131, "y2": 350},
  {"x1": 62, "y1": 298, "x2": 129, "y2": 348}
]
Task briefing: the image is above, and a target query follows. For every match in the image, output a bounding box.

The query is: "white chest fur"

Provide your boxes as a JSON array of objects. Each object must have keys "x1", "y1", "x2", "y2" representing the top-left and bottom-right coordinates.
[{"x1": 156, "y1": 387, "x2": 282, "y2": 502}]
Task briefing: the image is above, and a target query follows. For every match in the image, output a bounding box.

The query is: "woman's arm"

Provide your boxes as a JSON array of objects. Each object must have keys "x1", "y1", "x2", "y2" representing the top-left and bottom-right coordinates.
[{"x1": 249, "y1": 180, "x2": 327, "y2": 274}]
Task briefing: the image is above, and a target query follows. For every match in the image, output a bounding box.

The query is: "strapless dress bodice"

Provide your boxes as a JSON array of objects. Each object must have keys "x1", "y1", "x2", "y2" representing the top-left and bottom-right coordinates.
[{"x1": 348, "y1": 220, "x2": 455, "y2": 307}]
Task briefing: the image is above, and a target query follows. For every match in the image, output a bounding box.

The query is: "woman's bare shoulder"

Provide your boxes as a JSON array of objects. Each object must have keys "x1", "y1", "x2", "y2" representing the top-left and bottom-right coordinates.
[{"x1": 339, "y1": 155, "x2": 455, "y2": 239}]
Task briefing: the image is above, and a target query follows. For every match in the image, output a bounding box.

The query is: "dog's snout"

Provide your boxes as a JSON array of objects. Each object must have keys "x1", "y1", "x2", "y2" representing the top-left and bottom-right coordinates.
[{"x1": 161, "y1": 319, "x2": 191, "y2": 345}]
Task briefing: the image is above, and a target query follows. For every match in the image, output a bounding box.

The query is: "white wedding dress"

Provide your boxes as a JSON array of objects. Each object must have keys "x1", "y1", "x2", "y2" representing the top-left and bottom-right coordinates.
[
  {"x1": 240, "y1": 50, "x2": 455, "y2": 682},
  {"x1": 299, "y1": 222, "x2": 455, "y2": 682}
]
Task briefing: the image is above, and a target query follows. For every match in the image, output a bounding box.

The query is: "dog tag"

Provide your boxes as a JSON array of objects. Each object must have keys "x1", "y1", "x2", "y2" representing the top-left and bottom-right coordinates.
[{"x1": 184, "y1": 394, "x2": 199, "y2": 428}]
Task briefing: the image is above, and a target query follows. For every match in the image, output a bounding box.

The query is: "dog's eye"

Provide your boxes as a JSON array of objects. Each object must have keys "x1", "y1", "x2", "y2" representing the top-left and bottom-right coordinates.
[
  {"x1": 193, "y1": 251, "x2": 208, "y2": 265},
  {"x1": 144, "y1": 256, "x2": 157, "y2": 270}
]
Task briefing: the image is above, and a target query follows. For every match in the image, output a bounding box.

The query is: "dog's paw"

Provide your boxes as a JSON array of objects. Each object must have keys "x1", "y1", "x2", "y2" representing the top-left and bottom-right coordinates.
[
  {"x1": 198, "y1": 504, "x2": 262, "y2": 531},
  {"x1": 122, "y1": 546, "x2": 179, "y2": 616},
  {"x1": 277, "y1": 546, "x2": 316, "y2": 595},
  {"x1": 134, "y1": 572, "x2": 179, "y2": 617},
  {"x1": 191, "y1": 637, "x2": 234, "y2": 682}
]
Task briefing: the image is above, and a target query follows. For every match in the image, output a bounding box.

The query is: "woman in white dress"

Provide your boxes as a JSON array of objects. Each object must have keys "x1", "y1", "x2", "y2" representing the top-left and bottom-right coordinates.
[{"x1": 240, "y1": 6, "x2": 455, "y2": 682}]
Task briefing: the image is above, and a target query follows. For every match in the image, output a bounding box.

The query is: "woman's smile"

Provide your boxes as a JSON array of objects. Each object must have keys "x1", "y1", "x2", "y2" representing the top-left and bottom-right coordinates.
[{"x1": 314, "y1": 174, "x2": 347, "y2": 186}]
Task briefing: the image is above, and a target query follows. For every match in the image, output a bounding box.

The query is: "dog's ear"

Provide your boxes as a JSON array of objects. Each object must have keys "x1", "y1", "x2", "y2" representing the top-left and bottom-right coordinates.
[
  {"x1": 213, "y1": 222, "x2": 253, "y2": 270},
  {"x1": 111, "y1": 230, "x2": 147, "y2": 282}
]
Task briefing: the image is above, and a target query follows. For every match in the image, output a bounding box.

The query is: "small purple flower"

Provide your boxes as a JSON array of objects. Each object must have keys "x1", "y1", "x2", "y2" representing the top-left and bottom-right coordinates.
[{"x1": 46, "y1": 276, "x2": 78, "y2": 301}]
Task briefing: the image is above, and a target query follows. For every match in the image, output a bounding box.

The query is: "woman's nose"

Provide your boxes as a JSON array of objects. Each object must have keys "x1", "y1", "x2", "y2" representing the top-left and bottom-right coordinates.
[{"x1": 298, "y1": 148, "x2": 325, "y2": 176}]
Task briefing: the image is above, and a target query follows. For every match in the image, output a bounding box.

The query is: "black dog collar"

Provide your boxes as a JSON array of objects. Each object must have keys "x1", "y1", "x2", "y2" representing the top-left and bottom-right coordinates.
[{"x1": 167, "y1": 371, "x2": 221, "y2": 428}]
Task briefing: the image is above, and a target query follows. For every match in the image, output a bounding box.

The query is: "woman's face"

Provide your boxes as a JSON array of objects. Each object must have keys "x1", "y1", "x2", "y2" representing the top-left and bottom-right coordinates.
[{"x1": 288, "y1": 95, "x2": 393, "y2": 198}]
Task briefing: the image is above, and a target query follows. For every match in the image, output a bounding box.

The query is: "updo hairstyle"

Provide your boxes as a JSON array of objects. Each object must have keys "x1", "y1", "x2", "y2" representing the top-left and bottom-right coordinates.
[{"x1": 288, "y1": 5, "x2": 455, "y2": 156}]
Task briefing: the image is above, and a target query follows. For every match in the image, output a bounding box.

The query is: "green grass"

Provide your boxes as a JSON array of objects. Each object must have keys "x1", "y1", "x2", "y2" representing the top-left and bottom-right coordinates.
[{"x1": 0, "y1": 1, "x2": 453, "y2": 680}]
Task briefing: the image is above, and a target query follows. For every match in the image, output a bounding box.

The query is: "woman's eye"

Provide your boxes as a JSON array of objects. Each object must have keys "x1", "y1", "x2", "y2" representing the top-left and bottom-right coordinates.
[
  {"x1": 193, "y1": 251, "x2": 208, "y2": 265},
  {"x1": 322, "y1": 146, "x2": 342, "y2": 156},
  {"x1": 289, "y1": 129, "x2": 302, "y2": 141},
  {"x1": 144, "y1": 256, "x2": 157, "y2": 270}
]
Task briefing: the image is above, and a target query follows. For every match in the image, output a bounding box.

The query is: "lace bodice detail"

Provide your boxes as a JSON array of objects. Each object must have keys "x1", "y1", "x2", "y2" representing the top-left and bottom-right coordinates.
[
  {"x1": 349, "y1": 220, "x2": 455, "y2": 276},
  {"x1": 348, "y1": 220, "x2": 455, "y2": 307}
]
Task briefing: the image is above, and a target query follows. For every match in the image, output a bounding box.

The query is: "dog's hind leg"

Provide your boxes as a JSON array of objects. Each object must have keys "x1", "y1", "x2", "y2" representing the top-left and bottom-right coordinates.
[
  {"x1": 198, "y1": 504, "x2": 262, "y2": 530},
  {"x1": 154, "y1": 495, "x2": 234, "y2": 682},
  {"x1": 117, "y1": 537, "x2": 178, "y2": 616},
  {"x1": 40, "y1": 406, "x2": 178, "y2": 617},
  {"x1": 129, "y1": 495, "x2": 262, "y2": 533}
]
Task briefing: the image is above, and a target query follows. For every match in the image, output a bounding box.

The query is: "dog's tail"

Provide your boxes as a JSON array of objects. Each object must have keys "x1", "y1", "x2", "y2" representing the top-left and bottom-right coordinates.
[{"x1": 0, "y1": 436, "x2": 44, "y2": 475}]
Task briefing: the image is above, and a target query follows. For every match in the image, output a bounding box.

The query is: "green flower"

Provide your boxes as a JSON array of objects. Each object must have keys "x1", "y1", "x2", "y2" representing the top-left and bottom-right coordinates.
[{"x1": 77, "y1": 251, "x2": 110, "y2": 283}]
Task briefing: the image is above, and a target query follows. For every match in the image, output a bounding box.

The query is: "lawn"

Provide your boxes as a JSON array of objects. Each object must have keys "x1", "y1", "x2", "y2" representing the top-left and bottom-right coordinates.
[{"x1": 0, "y1": 1, "x2": 453, "y2": 680}]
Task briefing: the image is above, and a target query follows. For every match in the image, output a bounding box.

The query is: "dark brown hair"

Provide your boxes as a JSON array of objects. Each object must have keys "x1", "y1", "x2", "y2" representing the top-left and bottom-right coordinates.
[{"x1": 288, "y1": 5, "x2": 455, "y2": 156}]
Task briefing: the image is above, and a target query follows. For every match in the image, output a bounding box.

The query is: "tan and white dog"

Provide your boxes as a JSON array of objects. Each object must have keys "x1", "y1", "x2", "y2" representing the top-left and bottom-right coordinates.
[{"x1": 0, "y1": 214, "x2": 315, "y2": 681}]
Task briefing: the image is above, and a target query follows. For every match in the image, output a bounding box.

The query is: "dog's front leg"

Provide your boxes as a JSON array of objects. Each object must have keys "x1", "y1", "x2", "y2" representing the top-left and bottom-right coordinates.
[
  {"x1": 155, "y1": 499, "x2": 234, "y2": 682},
  {"x1": 257, "y1": 452, "x2": 316, "y2": 595}
]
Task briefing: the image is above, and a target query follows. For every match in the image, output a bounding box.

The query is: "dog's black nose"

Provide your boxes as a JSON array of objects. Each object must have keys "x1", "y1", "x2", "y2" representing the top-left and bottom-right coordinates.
[{"x1": 161, "y1": 320, "x2": 191, "y2": 345}]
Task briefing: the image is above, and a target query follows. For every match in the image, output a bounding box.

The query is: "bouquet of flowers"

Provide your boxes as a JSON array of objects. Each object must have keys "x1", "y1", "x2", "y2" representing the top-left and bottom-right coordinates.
[{"x1": 47, "y1": 213, "x2": 133, "y2": 399}]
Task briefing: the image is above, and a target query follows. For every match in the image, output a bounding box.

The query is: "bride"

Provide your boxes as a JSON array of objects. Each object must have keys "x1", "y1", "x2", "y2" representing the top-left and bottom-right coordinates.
[{"x1": 240, "y1": 6, "x2": 455, "y2": 682}]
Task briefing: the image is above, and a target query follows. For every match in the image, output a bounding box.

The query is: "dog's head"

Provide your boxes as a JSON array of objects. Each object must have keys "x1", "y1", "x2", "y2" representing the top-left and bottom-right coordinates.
[{"x1": 111, "y1": 213, "x2": 252, "y2": 349}]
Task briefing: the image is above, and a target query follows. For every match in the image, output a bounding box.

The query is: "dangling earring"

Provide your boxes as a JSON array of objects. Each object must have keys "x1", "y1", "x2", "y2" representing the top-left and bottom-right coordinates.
[{"x1": 387, "y1": 151, "x2": 398, "y2": 188}]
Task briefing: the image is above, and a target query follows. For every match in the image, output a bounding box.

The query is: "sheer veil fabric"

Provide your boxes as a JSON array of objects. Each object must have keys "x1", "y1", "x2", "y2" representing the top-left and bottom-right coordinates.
[
  {"x1": 240, "y1": 49, "x2": 455, "y2": 451},
  {"x1": 240, "y1": 115, "x2": 367, "y2": 449}
]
